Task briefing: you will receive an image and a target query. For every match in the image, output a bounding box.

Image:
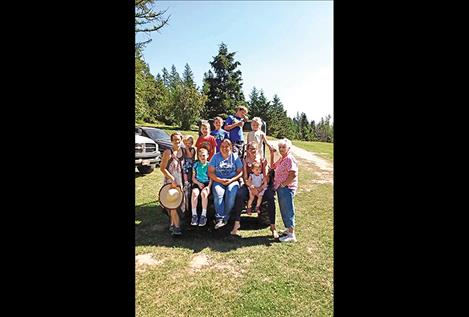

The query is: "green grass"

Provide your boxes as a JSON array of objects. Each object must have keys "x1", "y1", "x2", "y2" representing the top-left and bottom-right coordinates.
[
  {"x1": 291, "y1": 140, "x2": 333, "y2": 161},
  {"x1": 136, "y1": 156, "x2": 333, "y2": 316}
]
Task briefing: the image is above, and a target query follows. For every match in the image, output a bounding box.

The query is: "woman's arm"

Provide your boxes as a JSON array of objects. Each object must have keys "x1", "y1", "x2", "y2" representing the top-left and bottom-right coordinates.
[
  {"x1": 243, "y1": 160, "x2": 249, "y2": 182},
  {"x1": 269, "y1": 147, "x2": 278, "y2": 169},
  {"x1": 208, "y1": 166, "x2": 226, "y2": 184},
  {"x1": 160, "y1": 150, "x2": 175, "y2": 182},
  {"x1": 228, "y1": 168, "x2": 243, "y2": 184},
  {"x1": 246, "y1": 174, "x2": 253, "y2": 187},
  {"x1": 280, "y1": 171, "x2": 297, "y2": 187}
]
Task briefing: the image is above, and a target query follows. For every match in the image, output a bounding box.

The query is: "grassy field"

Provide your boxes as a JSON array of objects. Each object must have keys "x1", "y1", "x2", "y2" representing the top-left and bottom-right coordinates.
[
  {"x1": 291, "y1": 140, "x2": 333, "y2": 161},
  {"x1": 135, "y1": 137, "x2": 333, "y2": 316}
]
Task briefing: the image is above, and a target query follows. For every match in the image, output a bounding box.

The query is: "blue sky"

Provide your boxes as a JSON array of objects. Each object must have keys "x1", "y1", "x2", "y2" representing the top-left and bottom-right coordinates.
[{"x1": 139, "y1": 0, "x2": 333, "y2": 123}]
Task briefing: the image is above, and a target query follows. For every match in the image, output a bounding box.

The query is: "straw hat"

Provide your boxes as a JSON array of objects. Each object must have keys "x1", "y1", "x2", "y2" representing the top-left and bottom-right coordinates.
[{"x1": 159, "y1": 183, "x2": 184, "y2": 210}]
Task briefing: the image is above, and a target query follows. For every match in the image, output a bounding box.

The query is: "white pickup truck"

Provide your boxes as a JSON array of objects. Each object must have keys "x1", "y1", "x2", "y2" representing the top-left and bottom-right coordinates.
[{"x1": 135, "y1": 134, "x2": 161, "y2": 174}]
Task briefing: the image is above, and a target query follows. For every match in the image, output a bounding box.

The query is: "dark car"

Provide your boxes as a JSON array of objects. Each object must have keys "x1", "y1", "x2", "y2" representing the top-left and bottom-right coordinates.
[{"x1": 136, "y1": 126, "x2": 172, "y2": 155}]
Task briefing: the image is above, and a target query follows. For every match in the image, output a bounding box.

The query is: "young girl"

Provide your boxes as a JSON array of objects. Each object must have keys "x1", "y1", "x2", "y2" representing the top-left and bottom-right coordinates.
[
  {"x1": 247, "y1": 117, "x2": 275, "y2": 158},
  {"x1": 196, "y1": 122, "x2": 217, "y2": 161},
  {"x1": 246, "y1": 162, "x2": 267, "y2": 215},
  {"x1": 211, "y1": 116, "x2": 230, "y2": 152},
  {"x1": 190, "y1": 148, "x2": 212, "y2": 226},
  {"x1": 182, "y1": 135, "x2": 196, "y2": 185},
  {"x1": 182, "y1": 135, "x2": 196, "y2": 212}
]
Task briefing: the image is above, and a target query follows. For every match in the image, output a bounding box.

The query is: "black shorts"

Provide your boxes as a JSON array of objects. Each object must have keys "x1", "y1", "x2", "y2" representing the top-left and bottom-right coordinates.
[{"x1": 192, "y1": 181, "x2": 210, "y2": 190}]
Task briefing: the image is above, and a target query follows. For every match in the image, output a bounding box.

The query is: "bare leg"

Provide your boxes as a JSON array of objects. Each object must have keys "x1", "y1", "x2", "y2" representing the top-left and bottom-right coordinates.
[
  {"x1": 171, "y1": 209, "x2": 180, "y2": 227},
  {"x1": 191, "y1": 188, "x2": 200, "y2": 212},
  {"x1": 247, "y1": 190, "x2": 255, "y2": 214},
  {"x1": 201, "y1": 187, "x2": 209, "y2": 210},
  {"x1": 230, "y1": 220, "x2": 241, "y2": 236},
  {"x1": 256, "y1": 194, "x2": 263, "y2": 209}
]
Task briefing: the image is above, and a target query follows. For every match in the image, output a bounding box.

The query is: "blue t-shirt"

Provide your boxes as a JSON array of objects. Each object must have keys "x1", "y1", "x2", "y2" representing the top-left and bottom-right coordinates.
[
  {"x1": 193, "y1": 161, "x2": 209, "y2": 183},
  {"x1": 211, "y1": 129, "x2": 230, "y2": 152},
  {"x1": 224, "y1": 115, "x2": 244, "y2": 142},
  {"x1": 208, "y1": 152, "x2": 243, "y2": 179}
]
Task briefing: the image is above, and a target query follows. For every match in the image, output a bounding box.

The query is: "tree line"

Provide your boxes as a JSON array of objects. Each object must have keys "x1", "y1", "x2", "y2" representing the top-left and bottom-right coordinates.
[{"x1": 135, "y1": 2, "x2": 333, "y2": 142}]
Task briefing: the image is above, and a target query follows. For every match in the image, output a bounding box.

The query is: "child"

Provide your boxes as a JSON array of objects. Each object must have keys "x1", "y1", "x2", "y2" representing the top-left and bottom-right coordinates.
[
  {"x1": 224, "y1": 106, "x2": 249, "y2": 154},
  {"x1": 196, "y1": 122, "x2": 217, "y2": 161},
  {"x1": 191, "y1": 148, "x2": 212, "y2": 226},
  {"x1": 182, "y1": 135, "x2": 196, "y2": 185},
  {"x1": 181, "y1": 135, "x2": 196, "y2": 212},
  {"x1": 211, "y1": 116, "x2": 230, "y2": 152},
  {"x1": 247, "y1": 117, "x2": 275, "y2": 158},
  {"x1": 246, "y1": 162, "x2": 267, "y2": 215}
]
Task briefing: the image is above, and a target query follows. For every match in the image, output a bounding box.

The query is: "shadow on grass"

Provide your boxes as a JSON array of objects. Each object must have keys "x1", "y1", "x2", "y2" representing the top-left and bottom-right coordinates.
[{"x1": 136, "y1": 201, "x2": 275, "y2": 253}]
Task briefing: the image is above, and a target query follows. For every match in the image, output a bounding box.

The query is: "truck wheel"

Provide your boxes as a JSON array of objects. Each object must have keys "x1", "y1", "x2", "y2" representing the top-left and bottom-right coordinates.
[{"x1": 137, "y1": 165, "x2": 154, "y2": 174}]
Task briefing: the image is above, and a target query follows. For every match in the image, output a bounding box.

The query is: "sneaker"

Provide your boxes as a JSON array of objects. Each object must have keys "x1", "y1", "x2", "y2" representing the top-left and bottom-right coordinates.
[
  {"x1": 214, "y1": 219, "x2": 226, "y2": 229},
  {"x1": 279, "y1": 229, "x2": 290, "y2": 236},
  {"x1": 198, "y1": 215, "x2": 207, "y2": 227},
  {"x1": 171, "y1": 226, "x2": 182, "y2": 236},
  {"x1": 169, "y1": 224, "x2": 175, "y2": 232},
  {"x1": 191, "y1": 215, "x2": 198, "y2": 226},
  {"x1": 279, "y1": 232, "x2": 297, "y2": 243}
]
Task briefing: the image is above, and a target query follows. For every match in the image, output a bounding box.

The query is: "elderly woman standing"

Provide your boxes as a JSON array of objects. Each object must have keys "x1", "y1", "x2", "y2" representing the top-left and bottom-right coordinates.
[
  {"x1": 269, "y1": 138, "x2": 299, "y2": 242},
  {"x1": 231, "y1": 141, "x2": 278, "y2": 238},
  {"x1": 208, "y1": 139, "x2": 243, "y2": 229},
  {"x1": 160, "y1": 132, "x2": 185, "y2": 237}
]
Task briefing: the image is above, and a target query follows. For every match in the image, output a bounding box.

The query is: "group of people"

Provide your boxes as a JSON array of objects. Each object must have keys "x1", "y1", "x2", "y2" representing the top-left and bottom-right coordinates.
[{"x1": 159, "y1": 106, "x2": 299, "y2": 243}]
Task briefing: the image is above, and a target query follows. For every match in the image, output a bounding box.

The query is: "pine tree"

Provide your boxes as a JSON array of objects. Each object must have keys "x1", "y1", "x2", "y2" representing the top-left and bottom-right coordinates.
[
  {"x1": 203, "y1": 43, "x2": 246, "y2": 119},
  {"x1": 162, "y1": 67, "x2": 170, "y2": 87},
  {"x1": 182, "y1": 63, "x2": 196, "y2": 88}
]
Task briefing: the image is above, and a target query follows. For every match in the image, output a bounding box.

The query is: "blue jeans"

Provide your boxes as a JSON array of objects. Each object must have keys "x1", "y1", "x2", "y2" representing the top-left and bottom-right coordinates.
[
  {"x1": 277, "y1": 187, "x2": 296, "y2": 229},
  {"x1": 213, "y1": 181, "x2": 240, "y2": 222}
]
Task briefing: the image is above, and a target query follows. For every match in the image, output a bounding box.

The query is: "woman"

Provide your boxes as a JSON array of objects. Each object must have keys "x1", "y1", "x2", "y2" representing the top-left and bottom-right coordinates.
[
  {"x1": 160, "y1": 132, "x2": 185, "y2": 237},
  {"x1": 231, "y1": 142, "x2": 278, "y2": 238},
  {"x1": 269, "y1": 138, "x2": 298, "y2": 242},
  {"x1": 208, "y1": 139, "x2": 243, "y2": 229}
]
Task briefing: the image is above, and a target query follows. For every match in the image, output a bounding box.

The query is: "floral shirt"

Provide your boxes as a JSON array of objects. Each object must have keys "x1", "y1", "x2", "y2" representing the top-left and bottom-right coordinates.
[{"x1": 272, "y1": 152, "x2": 298, "y2": 193}]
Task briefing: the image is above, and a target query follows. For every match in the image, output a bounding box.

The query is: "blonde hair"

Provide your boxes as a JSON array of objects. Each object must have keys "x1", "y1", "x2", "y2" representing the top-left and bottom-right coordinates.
[
  {"x1": 251, "y1": 162, "x2": 261, "y2": 170},
  {"x1": 237, "y1": 105, "x2": 248, "y2": 113},
  {"x1": 183, "y1": 135, "x2": 194, "y2": 144},
  {"x1": 214, "y1": 116, "x2": 223, "y2": 123},
  {"x1": 252, "y1": 117, "x2": 263, "y2": 126}
]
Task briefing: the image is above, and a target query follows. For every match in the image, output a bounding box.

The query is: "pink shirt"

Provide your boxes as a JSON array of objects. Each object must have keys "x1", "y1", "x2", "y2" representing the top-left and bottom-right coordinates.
[{"x1": 272, "y1": 152, "x2": 298, "y2": 192}]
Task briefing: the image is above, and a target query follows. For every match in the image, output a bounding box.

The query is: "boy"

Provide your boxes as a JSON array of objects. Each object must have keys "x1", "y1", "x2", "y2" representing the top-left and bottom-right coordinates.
[
  {"x1": 191, "y1": 148, "x2": 212, "y2": 226},
  {"x1": 223, "y1": 106, "x2": 248, "y2": 154}
]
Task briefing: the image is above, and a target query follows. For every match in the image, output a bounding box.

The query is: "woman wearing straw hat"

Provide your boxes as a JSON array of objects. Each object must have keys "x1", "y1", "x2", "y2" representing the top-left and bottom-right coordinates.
[{"x1": 160, "y1": 132, "x2": 185, "y2": 236}]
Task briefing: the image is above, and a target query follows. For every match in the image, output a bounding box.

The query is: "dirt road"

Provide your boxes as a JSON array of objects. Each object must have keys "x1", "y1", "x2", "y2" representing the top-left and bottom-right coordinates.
[{"x1": 269, "y1": 140, "x2": 333, "y2": 184}]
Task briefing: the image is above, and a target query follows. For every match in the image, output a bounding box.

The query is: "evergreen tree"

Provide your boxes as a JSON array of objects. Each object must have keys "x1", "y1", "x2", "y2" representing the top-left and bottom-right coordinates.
[
  {"x1": 310, "y1": 120, "x2": 317, "y2": 141},
  {"x1": 169, "y1": 64, "x2": 181, "y2": 90},
  {"x1": 182, "y1": 63, "x2": 196, "y2": 88},
  {"x1": 203, "y1": 43, "x2": 246, "y2": 118},
  {"x1": 248, "y1": 87, "x2": 260, "y2": 117},
  {"x1": 161, "y1": 67, "x2": 170, "y2": 87}
]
